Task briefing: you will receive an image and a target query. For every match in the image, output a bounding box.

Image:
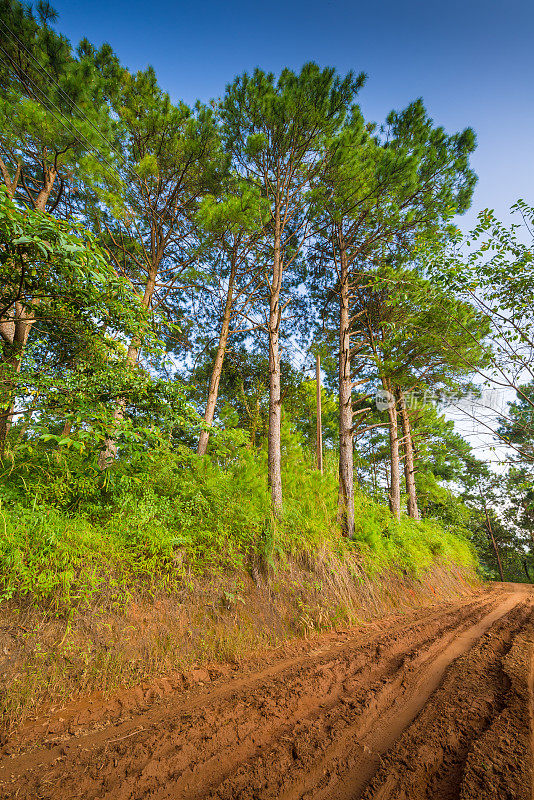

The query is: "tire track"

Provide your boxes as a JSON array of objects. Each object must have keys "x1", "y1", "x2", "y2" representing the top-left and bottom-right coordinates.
[
  {"x1": 0, "y1": 587, "x2": 530, "y2": 800},
  {"x1": 361, "y1": 600, "x2": 533, "y2": 800}
]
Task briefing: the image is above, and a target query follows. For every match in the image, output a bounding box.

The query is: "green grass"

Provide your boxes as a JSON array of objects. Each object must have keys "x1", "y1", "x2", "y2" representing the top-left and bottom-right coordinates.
[{"x1": 0, "y1": 437, "x2": 477, "y2": 615}]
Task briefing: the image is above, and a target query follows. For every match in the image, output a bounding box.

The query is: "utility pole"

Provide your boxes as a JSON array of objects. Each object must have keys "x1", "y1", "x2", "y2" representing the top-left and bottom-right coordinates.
[{"x1": 316, "y1": 353, "x2": 323, "y2": 473}]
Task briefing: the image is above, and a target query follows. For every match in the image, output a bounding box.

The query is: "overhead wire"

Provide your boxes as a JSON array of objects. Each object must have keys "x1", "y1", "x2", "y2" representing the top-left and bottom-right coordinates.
[
  {"x1": 0, "y1": 15, "x2": 143, "y2": 189},
  {"x1": 0, "y1": 44, "x2": 125, "y2": 192}
]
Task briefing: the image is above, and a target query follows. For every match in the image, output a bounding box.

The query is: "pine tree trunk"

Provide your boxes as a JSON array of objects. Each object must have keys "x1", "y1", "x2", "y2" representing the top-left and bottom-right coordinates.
[
  {"x1": 54, "y1": 419, "x2": 74, "y2": 462},
  {"x1": 61, "y1": 419, "x2": 73, "y2": 438},
  {"x1": 369, "y1": 443, "x2": 378, "y2": 496},
  {"x1": 397, "y1": 388, "x2": 419, "y2": 519},
  {"x1": 385, "y1": 379, "x2": 401, "y2": 521},
  {"x1": 197, "y1": 256, "x2": 237, "y2": 456},
  {"x1": 0, "y1": 404, "x2": 13, "y2": 456},
  {"x1": 337, "y1": 231, "x2": 355, "y2": 538},
  {"x1": 267, "y1": 207, "x2": 283, "y2": 517},
  {"x1": 34, "y1": 168, "x2": 57, "y2": 212},
  {"x1": 0, "y1": 157, "x2": 22, "y2": 199},
  {"x1": 97, "y1": 341, "x2": 139, "y2": 469}
]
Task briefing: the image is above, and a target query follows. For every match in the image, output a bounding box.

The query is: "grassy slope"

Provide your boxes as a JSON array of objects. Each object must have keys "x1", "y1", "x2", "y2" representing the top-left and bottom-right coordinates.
[{"x1": 0, "y1": 442, "x2": 479, "y2": 729}]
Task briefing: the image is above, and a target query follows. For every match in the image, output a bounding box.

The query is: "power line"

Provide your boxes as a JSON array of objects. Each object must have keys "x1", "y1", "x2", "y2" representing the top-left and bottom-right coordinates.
[
  {"x1": 0, "y1": 15, "x2": 142, "y2": 190},
  {"x1": 0, "y1": 45, "x2": 125, "y2": 192}
]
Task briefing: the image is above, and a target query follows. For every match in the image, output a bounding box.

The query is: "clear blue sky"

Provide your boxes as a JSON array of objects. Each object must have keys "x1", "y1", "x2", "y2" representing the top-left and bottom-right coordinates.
[{"x1": 53, "y1": 0, "x2": 532, "y2": 230}]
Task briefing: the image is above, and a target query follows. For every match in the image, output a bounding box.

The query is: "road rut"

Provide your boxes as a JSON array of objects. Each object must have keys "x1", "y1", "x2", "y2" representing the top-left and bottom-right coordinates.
[{"x1": 0, "y1": 585, "x2": 532, "y2": 799}]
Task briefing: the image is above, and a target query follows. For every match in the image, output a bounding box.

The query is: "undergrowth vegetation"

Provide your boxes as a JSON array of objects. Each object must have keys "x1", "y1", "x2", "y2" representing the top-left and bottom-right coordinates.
[{"x1": 0, "y1": 431, "x2": 476, "y2": 616}]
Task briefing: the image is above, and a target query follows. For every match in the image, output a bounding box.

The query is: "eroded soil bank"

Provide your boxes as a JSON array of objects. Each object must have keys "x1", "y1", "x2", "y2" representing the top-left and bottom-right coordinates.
[
  {"x1": 0, "y1": 583, "x2": 532, "y2": 800},
  {"x1": 0, "y1": 558, "x2": 478, "y2": 732}
]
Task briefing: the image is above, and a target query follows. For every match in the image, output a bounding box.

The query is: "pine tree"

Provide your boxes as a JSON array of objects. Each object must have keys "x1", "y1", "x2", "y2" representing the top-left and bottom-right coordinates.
[
  {"x1": 195, "y1": 176, "x2": 268, "y2": 455},
  {"x1": 313, "y1": 100, "x2": 476, "y2": 531},
  {"x1": 93, "y1": 67, "x2": 226, "y2": 467},
  {"x1": 0, "y1": 0, "x2": 120, "y2": 212},
  {"x1": 221, "y1": 63, "x2": 363, "y2": 515},
  {"x1": 347, "y1": 262, "x2": 489, "y2": 519}
]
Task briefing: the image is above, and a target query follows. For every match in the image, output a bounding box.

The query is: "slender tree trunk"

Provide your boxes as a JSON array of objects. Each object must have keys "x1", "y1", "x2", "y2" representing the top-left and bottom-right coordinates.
[
  {"x1": 0, "y1": 413, "x2": 12, "y2": 455},
  {"x1": 337, "y1": 232, "x2": 354, "y2": 538},
  {"x1": 197, "y1": 256, "x2": 237, "y2": 456},
  {"x1": 97, "y1": 402, "x2": 124, "y2": 469},
  {"x1": 61, "y1": 419, "x2": 73, "y2": 438},
  {"x1": 369, "y1": 443, "x2": 378, "y2": 497},
  {"x1": 54, "y1": 419, "x2": 74, "y2": 462},
  {"x1": 98, "y1": 268, "x2": 157, "y2": 469},
  {"x1": 482, "y1": 499, "x2": 504, "y2": 582},
  {"x1": 267, "y1": 206, "x2": 283, "y2": 516},
  {"x1": 397, "y1": 387, "x2": 419, "y2": 519},
  {"x1": 384, "y1": 378, "x2": 400, "y2": 521},
  {"x1": 34, "y1": 168, "x2": 57, "y2": 212},
  {"x1": 0, "y1": 156, "x2": 22, "y2": 199},
  {"x1": 316, "y1": 353, "x2": 323, "y2": 473}
]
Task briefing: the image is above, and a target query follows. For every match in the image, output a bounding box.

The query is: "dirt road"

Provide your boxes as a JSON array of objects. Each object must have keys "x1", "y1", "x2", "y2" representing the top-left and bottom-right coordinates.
[{"x1": 1, "y1": 584, "x2": 532, "y2": 800}]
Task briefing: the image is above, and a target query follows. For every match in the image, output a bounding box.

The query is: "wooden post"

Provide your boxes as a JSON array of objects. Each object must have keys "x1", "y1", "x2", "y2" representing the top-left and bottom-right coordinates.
[{"x1": 316, "y1": 353, "x2": 323, "y2": 473}]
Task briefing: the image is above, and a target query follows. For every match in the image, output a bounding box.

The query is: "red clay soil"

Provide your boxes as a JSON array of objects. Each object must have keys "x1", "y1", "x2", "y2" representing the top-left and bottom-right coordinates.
[{"x1": 0, "y1": 585, "x2": 532, "y2": 800}]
